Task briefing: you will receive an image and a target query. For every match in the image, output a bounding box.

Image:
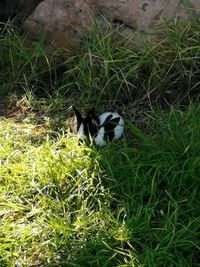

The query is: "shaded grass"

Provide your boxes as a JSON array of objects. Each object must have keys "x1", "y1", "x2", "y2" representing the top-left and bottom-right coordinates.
[
  {"x1": 96, "y1": 104, "x2": 200, "y2": 266},
  {"x1": 1, "y1": 19, "x2": 200, "y2": 112},
  {"x1": 59, "y1": 19, "x2": 200, "y2": 107},
  {"x1": 0, "y1": 22, "x2": 61, "y2": 98}
]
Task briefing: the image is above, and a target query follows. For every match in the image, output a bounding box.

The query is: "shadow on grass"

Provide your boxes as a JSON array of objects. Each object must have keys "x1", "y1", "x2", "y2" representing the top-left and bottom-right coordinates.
[{"x1": 91, "y1": 111, "x2": 200, "y2": 267}]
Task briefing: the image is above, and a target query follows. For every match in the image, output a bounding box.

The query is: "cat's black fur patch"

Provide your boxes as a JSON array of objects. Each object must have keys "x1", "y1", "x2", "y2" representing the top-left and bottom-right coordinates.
[
  {"x1": 84, "y1": 108, "x2": 99, "y2": 137},
  {"x1": 104, "y1": 117, "x2": 120, "y2": 141}
]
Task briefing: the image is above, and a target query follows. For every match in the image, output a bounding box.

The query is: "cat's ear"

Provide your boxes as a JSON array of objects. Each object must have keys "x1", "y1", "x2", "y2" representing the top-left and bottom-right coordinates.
[
  {"x1": 72, "y1": 106, "x2": 83, "y2": 122},
  {"x1": 70, "y1": 106, "x2": 83, "y2": 134}
]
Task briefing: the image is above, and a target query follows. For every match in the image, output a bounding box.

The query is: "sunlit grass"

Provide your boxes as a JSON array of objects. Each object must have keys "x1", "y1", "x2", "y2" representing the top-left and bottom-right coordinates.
[{"x1": 0, "y1": 119, "x2": 139, "y2": 266}]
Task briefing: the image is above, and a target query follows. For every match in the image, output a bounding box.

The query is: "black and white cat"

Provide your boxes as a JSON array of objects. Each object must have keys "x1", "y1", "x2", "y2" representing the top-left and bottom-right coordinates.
[{"x1": 70, "y1": 106, "x2": 124, "y2": 146}]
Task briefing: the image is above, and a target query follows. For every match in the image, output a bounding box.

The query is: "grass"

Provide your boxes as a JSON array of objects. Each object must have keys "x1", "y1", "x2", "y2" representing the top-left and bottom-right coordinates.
[
  {"x1": 1, "y1": 19, "x2": 200, "y2": 110},
  {"x1": 0, "y1": 104, "x2": 199, "y2": 266},
  {"x1": 0, "y1": 19, "x2": 200, "y2": 266}
]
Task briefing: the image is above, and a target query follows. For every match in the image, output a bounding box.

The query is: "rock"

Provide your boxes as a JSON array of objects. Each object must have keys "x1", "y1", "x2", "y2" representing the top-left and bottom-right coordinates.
[
  {"x1": 0, "y1": 1, "x2": 7, "y2": 22},
  {"x1": 0, "y1": 0, "x2": 43, "y2": 24},
  {"x1": 189, "y1": 0, "x2": 200, "y2": 16},
  {"x1": 23, "y1": 0, "x2": 93, "y2": 50},
  {"x1": 23, "y1": 0, "x2": 200, "y2": 51}
]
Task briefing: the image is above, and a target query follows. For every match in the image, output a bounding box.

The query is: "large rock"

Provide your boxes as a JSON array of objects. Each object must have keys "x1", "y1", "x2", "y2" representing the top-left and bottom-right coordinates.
[
  {"x1": 0, "y1": 0, "x2": 43, "y2": 24},
  {"x1": 23, "y1": 0, "x2": 200, "y2": 50},
  {"x1": 0, "y1": 1, "x2": 6, "y2": 21},
  {"x1": 23, "y1": 0, "x2": 93, "y2": 50}
]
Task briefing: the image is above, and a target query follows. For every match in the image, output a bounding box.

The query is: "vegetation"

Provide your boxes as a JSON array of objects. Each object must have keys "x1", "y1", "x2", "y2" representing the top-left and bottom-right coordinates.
[{"x1": 0, "y1": 20, "x2": 200, "y2": 266}]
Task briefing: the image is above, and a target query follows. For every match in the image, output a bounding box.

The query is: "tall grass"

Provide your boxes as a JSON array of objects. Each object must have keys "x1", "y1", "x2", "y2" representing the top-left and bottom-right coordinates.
[
  {"x1": 60, "y1": 19, "x2": 200, "y2": 106},
  {"x1": 0, "y1": 22, "x2": 60, "y2": 98},
  {"x1": 1, "y1": 20, "x2": 200, "y2": 109}
]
